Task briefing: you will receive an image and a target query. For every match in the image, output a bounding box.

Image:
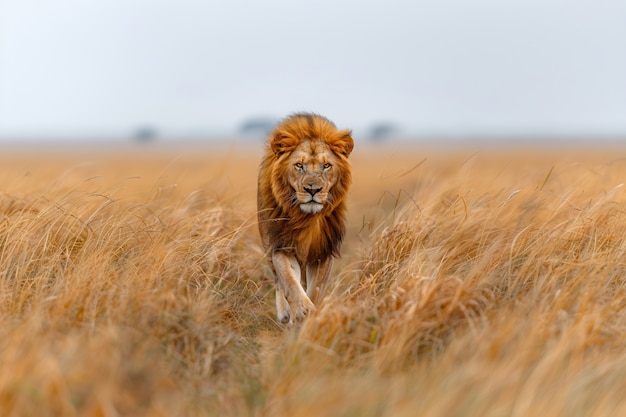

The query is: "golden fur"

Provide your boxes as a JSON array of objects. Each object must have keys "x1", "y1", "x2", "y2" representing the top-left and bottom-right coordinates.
[{"x1": 257, "y1": 113, "x2": 354, "y2": 323}]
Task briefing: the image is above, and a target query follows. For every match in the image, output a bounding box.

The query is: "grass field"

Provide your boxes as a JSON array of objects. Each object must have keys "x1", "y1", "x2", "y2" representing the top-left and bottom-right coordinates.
[{"x1": 2, "y1": 142, "x2": 626, "y2": 416}]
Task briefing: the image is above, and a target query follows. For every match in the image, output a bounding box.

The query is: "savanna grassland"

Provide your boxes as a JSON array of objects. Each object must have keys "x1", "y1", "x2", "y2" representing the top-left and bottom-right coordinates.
[{"x1": 2, "y1": 142, "x2": 626, "y2": 416}]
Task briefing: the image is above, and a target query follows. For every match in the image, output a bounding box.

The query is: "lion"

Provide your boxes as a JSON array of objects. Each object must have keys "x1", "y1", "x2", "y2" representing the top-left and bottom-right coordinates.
[{"x1": 257, "y1": 113, "x2": 354, "y2": 324}]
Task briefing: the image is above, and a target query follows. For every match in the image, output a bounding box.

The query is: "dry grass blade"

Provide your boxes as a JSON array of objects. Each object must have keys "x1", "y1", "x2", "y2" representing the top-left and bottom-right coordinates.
[{"x1": 2, "y1": 147, "x2": 626, "y2": 416}]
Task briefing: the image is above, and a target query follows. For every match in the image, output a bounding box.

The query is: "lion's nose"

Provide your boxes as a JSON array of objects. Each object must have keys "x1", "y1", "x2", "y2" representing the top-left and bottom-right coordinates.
[{"x1": 304, "y1": 185, "x2": 322, "y2": 197}]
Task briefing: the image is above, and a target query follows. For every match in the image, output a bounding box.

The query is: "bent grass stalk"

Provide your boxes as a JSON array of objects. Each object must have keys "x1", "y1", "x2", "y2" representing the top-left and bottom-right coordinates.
[{"x1": 1, "y1": 148, "x2": 626, "y2": 416}]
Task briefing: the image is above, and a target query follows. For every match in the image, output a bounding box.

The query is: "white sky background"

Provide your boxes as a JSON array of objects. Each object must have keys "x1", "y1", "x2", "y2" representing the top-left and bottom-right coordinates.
[{"x1": 0, "y1": 0, "x2": 625, "y2": 140}]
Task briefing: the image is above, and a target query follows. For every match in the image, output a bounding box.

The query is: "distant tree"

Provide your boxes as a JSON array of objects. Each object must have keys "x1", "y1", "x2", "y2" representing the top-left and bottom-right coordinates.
[
  {"x1": 239, "y1": 117, "x2": 278, "y2": 137},
  {"x1": 134, "y1": 126, "x2": 157, "y2": 143},
  {"x1": 369, "y1": 122, "x2": 399, "y2": 142}
]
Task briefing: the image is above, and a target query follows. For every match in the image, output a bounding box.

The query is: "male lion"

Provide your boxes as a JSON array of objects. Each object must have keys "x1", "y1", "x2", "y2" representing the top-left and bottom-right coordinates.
[{"x1": 257, "y1": 113, "x2": 354, "y2": 324}]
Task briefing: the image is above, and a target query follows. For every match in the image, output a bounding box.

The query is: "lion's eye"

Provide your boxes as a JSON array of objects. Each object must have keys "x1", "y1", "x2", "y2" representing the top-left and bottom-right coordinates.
[
  {"x1": 295, "y1": 162, "x2": 303, "y2": 170},
  {"x1": 323, "y1": 163, "x2": 332, "y2": 170}
]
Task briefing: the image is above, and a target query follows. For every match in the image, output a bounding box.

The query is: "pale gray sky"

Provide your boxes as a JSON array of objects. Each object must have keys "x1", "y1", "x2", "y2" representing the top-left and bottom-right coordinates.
[{"x1": 1, "y1": 0, "x2": 625, "y2": 140}]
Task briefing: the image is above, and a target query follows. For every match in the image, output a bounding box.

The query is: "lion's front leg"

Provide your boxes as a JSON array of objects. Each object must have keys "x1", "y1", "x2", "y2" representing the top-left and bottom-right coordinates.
[
  {"x1": 272, "y1": 251, "x2": 315, "y2": 324},
  {"x1": 306, "y1": 257, "x2": 333, "y2": 304},
  {"x1": 274, "y1": 286, "x2": 291, "y2": 324}
]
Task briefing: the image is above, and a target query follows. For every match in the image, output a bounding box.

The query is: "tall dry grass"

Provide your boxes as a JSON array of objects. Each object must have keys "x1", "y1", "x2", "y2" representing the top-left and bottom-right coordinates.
[
  {"x1": 0, "y1": 149, "x2": 274, "y2": 416},
  {"x1": 2, "y1": 145, "x2": 626, "y2": 416}
]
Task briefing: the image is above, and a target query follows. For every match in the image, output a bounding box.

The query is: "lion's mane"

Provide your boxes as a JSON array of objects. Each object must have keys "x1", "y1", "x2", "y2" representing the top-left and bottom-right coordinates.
[{"x1": 257, "y1": 113, "x2": 354, "y2": 265}]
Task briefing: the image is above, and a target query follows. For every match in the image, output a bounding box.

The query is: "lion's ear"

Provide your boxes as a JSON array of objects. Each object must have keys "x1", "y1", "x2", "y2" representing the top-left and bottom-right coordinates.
[
  {"x1": 330, "y1": 130, "x2": 354, "y2": 157},
  {"x1": 271, "y1": 133, "x2": 298, "y2": 155}
]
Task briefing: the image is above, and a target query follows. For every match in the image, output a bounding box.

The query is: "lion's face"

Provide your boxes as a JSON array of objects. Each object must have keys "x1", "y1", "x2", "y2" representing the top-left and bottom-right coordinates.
[
  {"x1": 286, "y1": 140, "x2": 340, "y2": 214},
  {"x1": 262, "y1": 113, "x2": 353, "y2": 219}
]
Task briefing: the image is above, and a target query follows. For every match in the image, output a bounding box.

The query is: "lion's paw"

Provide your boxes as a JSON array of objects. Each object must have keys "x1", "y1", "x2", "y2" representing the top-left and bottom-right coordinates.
[
  {"x1": 277, "y1": 306, "x2": 292, "y2": 324},
  {"x1": 293, "y1": 296, "x2": 316, "y2": 322}
]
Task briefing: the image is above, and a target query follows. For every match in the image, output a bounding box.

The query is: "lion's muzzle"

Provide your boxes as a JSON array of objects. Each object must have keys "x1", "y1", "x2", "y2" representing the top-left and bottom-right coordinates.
[
  {"x1": 304, "y1": 183, "x2": 322, "y2": 198},
  {"x1": 298, "y1": 178, "x2": 326, "y2": 214}
]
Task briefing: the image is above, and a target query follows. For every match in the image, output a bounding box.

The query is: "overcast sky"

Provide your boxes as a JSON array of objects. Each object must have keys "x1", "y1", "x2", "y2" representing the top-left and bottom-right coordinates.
[{"x1": 1, "y1": 0, "x2": 625, "y2": 140}]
